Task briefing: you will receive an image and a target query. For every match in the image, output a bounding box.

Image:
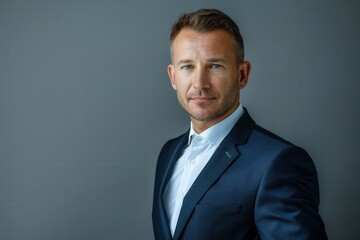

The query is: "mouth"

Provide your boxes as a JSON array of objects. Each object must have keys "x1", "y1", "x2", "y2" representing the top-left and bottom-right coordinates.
[{"x1": 189, "y1": 97, "x2": 216, "y2": 103}]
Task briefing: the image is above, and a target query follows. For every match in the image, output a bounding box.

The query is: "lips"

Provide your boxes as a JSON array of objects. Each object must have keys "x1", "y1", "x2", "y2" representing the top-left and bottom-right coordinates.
[{"x1": 189, "y1": 96, "x2": 215, "y2": 102}]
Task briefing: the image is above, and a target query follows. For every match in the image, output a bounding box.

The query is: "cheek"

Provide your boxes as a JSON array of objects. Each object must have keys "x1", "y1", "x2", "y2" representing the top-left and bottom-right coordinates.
[
  {"x1": 176, "y1": 81, "x2": 190, "y2": 97},
  {"x1": 176, "y1": 86, "x2": 188, "y2": 102},
  {"x1": 215, "y1": 79, "x2": 239, "y2": 97}
]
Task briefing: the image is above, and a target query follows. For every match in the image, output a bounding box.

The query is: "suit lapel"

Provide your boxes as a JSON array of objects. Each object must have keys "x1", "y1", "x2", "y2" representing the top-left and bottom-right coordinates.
[
  {"x1": 158, "y1": 132, "x2": 188, "y2": 239},
  {"x1": 173, "y1": 108, "x2": 255, "y2": 240},
  {"x1": 159, "y1": 133, "x2": 188, "y2": 197}
]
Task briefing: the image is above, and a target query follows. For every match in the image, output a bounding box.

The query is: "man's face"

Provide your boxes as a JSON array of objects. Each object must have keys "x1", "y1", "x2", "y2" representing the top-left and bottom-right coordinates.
[{"x1": 168, "y1": 28, "x2": 250, "y2": 132}]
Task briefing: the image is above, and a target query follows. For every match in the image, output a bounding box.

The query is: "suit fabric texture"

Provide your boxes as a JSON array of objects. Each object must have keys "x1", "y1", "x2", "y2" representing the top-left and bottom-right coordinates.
[{"x1": 152, "y1": 109, "x2": 327, "y2": 240}]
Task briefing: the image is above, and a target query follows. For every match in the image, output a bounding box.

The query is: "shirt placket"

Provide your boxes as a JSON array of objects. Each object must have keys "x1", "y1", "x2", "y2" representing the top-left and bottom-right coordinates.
[{"x1": 169, "y1": 136, "x2": 208, "y2": 235}]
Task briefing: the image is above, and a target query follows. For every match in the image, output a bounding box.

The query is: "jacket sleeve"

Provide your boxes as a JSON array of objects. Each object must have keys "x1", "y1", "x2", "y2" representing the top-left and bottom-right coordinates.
[{"x1": 254, "y1": 146, "x2": 327, "y2": 240}]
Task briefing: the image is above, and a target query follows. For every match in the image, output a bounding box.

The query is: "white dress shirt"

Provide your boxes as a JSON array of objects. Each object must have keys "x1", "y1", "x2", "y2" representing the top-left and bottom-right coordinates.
[{"x1": 163, "y1": 104, "x2": 244, "y2": 236}]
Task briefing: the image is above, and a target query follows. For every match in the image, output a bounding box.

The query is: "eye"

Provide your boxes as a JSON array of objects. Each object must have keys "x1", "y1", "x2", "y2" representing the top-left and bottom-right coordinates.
[
  {"x1": 180, "y1": 65, "x2": 193, "y2": 70},
  {"x1": 209, "y1": 64, "x2": 223, "y2": 69}
]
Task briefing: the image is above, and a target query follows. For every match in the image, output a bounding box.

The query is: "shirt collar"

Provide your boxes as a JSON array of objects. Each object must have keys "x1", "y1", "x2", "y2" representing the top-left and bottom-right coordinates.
[{"x1": 188, "y1": 104, "x2": 244, "y2": 146}]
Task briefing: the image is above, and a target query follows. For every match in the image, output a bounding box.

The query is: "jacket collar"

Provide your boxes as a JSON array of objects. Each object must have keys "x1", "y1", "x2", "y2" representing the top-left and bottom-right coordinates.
[{"x1": 227, "y1": 107, "x2": 256, "y2": 145}]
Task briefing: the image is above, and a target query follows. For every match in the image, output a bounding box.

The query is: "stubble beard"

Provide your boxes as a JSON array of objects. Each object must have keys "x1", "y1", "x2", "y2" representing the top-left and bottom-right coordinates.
[{"x1": 178, "y1": 91, "x2": 239, "y2": 123}]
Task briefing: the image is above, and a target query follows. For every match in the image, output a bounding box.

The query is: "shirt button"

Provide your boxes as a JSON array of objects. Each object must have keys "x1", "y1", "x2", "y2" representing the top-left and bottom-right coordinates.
[
  {"x1": 179, "y1": 192, "x2": 185, "y2": 198},
  {"x1": 190, "y1": 158, "x2": 196, "y2": 165}
]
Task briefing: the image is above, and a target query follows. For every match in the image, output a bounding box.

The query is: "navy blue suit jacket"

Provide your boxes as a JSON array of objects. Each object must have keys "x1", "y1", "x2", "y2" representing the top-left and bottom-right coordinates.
[{"x1": 152, "y1": 109, "x2": 327, "y2": 240}]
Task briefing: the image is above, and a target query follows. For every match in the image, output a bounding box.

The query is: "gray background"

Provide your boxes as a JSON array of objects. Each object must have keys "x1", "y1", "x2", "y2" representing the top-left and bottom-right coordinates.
[{"x1": 0, "y1": 0, "x2": 359, "y2": 239}]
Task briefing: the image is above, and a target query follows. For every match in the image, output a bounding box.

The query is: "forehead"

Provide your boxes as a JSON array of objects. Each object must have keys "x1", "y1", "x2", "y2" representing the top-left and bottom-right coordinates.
[{"x1": 171, "y1": 28, "x2": 237, "y2": 62}]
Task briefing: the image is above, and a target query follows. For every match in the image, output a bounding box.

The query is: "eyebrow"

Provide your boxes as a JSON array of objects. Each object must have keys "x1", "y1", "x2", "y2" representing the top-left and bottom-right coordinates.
[
  {"x1": 176, "y1": 58, "x2": 228, "y2": 65},
  {"x1": 207, "y1": 58, "x2": 227, "y2": 64},
  {"x1": 176, "y1": 59, "x2": 193, "y2": 65}
]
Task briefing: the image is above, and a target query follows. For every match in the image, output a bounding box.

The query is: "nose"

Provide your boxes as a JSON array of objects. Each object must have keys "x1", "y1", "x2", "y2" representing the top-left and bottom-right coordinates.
[{"x1": 192, "y1": 68, "x2": 210, "y2": 90}]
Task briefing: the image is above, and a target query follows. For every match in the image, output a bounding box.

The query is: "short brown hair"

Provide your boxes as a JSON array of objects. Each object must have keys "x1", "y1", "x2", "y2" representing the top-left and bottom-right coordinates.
[{"x1": 170, "y1": 9, "x2": 244, "y2": 62}]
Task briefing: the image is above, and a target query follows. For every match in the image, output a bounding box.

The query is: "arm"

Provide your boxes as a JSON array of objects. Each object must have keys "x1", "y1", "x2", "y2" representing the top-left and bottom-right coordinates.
[{"x1": 255, "y1": 146, "x2": 327, "y2": 240}]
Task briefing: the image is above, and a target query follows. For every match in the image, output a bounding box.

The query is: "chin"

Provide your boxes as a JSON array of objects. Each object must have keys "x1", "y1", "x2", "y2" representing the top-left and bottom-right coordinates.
[{"x1": 189, "y1": 111, "x2": 217, "y2": 122}]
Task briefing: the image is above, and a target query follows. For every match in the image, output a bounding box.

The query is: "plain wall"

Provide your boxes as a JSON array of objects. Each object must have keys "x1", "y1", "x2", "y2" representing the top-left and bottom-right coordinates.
[{"x1": 0, "y1": 0, "x2": 359, "y2": 239}]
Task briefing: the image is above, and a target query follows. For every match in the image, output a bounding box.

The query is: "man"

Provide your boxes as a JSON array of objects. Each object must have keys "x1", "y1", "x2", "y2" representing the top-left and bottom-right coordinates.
[{"x1": 152, "y1": 9, "x2": 327, "y2": 240}]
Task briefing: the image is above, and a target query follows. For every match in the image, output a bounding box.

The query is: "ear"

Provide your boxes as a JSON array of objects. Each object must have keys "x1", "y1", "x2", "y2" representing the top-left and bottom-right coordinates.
[
  {"x1": 168, "y1": 64, "x2": 177, "y2": 90},
  {"x1": 238, "y1": 61, "x2": 251, "y2": 89}
]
